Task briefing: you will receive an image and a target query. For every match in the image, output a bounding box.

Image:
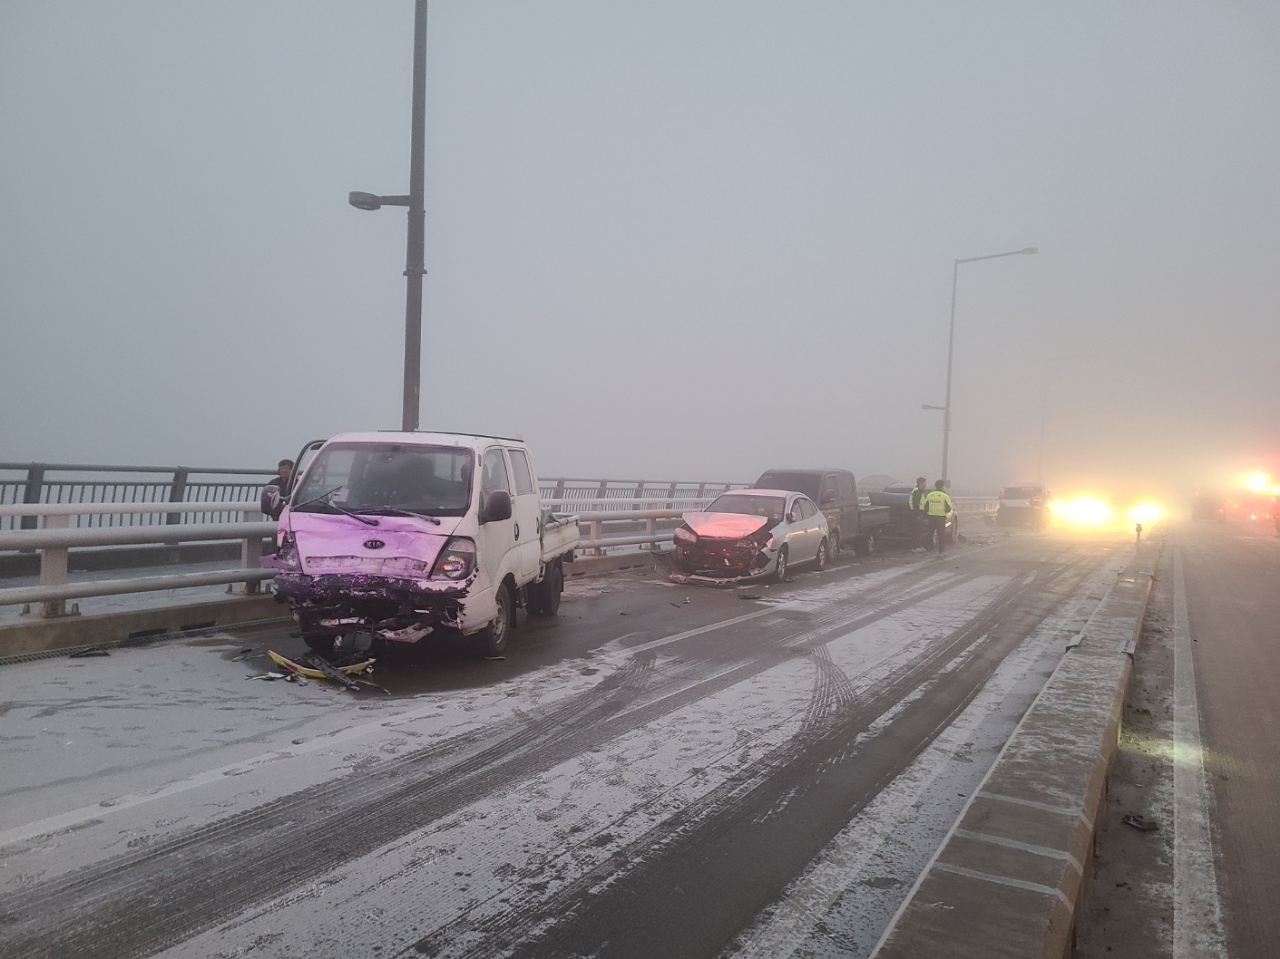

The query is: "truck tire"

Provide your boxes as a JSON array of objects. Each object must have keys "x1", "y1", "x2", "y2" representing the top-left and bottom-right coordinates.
[
  {"x1": 474, "y1": 584, "x2": 513, "y2": 657},
  {"x1": 829, "y1": 529, "x2": 841, "y2": 555},
  {"x1": 853, "y1": 532, "x2": 877, "y2": 557},
  {"x1": 528, "y1": 561, "x2": 563, "y2": 617},
  {"x1": 303, "y1": 632, "x2": 336, "y2": 654}
]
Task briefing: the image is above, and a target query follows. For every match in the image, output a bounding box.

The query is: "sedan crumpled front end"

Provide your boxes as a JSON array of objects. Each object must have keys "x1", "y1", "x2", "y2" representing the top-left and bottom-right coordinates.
[{"x1": 667, "y1": 511, "x2": 778, "y2": 585}]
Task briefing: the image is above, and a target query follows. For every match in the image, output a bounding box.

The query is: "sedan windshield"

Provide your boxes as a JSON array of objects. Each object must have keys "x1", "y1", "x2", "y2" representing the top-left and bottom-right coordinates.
[
  {"x1": 706, "y1": 494, "x2": 786, "y2": 523},
  {"x1": 292, "y1": 443, "x2": 474, "y2": 517}
]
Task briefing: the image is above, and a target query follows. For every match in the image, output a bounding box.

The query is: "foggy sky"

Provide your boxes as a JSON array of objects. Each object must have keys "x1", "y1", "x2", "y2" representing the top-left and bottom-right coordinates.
[{"x1": 3, "y1": 1, "x2": 1279, "y2": 497}]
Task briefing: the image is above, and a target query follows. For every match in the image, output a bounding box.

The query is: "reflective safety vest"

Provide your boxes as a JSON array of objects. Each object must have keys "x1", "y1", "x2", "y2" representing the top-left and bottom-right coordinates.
[
  {"x1": 910, "y1": 486, "x2": 925, "y2": 511},
  {"x1": 922, "y1": 490, "x2": 954, "y2": 517}
]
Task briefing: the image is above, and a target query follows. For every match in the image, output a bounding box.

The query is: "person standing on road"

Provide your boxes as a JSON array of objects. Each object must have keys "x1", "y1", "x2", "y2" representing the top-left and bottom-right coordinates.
[
  {"x1": 910, "y1": 476, "x2": 930, "y2": 552},
  {"x1": 260, "y1": 459, "x2": 294, "y2": 521},
  {"x1": 922, "y1": 479, "x2": 954, "y2": 555}
]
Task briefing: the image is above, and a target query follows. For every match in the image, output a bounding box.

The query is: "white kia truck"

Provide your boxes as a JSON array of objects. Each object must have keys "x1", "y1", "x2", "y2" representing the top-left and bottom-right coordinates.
[{"x1": 270, "y1": 432, "x2": 578, "y2": 657}]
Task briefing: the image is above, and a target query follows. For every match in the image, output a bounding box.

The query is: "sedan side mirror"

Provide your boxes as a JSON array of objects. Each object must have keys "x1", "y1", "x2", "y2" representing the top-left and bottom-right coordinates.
[
  {"x1": 481, "y1": 489, "x2": 512, "y2": 524},
  {"x1": 787, "y1": 510, "x2": 798, "y2": 523}
]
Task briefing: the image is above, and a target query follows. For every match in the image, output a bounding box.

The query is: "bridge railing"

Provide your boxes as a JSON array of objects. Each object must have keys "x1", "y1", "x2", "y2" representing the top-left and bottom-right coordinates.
[
  {"x1": 1, "y1": 471, "x2": 998, "y2": 618},
  {"x1": 0, "y1": 462, "x2": 274, "y2": 532}
]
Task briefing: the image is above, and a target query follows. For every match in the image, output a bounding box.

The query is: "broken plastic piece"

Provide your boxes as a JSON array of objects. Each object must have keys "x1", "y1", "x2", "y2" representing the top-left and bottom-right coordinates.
[{"x1": 1121, "y1": 813, "x2": 1159, "y2": 831}]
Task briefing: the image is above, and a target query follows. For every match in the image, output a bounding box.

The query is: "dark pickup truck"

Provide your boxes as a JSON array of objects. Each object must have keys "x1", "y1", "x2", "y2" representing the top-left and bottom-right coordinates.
[
  {"x1": 868, "y1": 481, "x2": 957, "y2": 548},
  {"x1": 753, "y1": 468, "x2": 890, "y2": 556}
]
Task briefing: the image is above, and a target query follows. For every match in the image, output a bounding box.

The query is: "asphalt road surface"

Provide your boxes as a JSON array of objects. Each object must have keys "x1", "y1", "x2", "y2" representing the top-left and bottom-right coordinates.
[
  {"x1": 1075, "y1": 518, "x2": 1280, "y2": 959},
  {"x1": 1, "y1": 530, "x2": 1138, "y2": 959}
]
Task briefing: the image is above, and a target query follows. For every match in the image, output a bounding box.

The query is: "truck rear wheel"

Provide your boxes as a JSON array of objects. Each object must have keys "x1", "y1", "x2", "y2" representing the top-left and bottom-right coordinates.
[
  {"x1": 528, "y1": 561, "x2": 563, "y2": 617},
  {"x1": 853, "y1": 532, "x2": 877, "y2": 557}
]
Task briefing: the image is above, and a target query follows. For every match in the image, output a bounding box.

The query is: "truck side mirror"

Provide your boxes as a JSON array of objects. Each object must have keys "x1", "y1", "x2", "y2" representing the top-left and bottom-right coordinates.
[{"x1": 481, "y1": 489, "x2": 512, "y2": 524}]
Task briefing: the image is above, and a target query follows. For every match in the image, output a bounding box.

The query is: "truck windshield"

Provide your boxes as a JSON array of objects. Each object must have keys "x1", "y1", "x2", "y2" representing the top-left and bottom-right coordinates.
[
  {"x1": 292, "y1": 443, "x2": 474, "y2": 517},
  {"x1": 1002, "y1": 487, "x2": 1043, "y2": 500},
  {"x1": 755, "y1": 472, "x2": 821, "y2": 500}
]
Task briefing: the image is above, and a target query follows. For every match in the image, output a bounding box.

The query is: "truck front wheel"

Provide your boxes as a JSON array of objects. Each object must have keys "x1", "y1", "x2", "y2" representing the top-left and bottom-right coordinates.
[
  {"x1": 853, "y1": 532, "x2": 877, "y2": 557},
  {"x1": 475, "y1": 585, "x2": 513, "y2": 657}
]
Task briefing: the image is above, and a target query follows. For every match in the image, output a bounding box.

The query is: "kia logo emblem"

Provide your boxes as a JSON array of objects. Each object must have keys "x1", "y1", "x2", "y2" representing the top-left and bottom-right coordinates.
[{"x1": 363, "y1": 539, "x2": 385, "y2": 550}]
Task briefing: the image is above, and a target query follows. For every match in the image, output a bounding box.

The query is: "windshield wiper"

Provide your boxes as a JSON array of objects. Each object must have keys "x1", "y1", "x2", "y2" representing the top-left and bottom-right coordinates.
[
  {"x1": 290, "y1": 486, "x2": 379, "y2": 527},
  {"x1": 360, "y1": 507, "x2": 442, "y2": 525}
]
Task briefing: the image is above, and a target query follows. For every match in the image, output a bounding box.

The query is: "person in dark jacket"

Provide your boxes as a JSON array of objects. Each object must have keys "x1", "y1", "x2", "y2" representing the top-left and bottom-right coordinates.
[
  {"x1": 910, "y1": 476, "x2": 929, "y2": 552},
  {"x1": 260, "y1": 459, "x2": 294, "y2": 521}
]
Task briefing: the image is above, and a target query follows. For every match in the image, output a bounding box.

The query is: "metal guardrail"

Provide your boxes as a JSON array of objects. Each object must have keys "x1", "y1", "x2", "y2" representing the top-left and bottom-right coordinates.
[
  {"x1": 0, "y1": 479, "x2": 1000, "y2": 618},
  {"x1": 0, "y1": 462, "x2": 273, "y2": 532}
]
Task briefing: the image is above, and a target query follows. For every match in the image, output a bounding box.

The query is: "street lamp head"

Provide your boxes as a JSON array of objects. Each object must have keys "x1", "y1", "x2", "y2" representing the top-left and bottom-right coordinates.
[
  {"x1": 1020, "y1": 247, "x2": 1039, "y2": 255},
  {"x1": 348, "y1": 191, "x2": 383, "y2": 212}
]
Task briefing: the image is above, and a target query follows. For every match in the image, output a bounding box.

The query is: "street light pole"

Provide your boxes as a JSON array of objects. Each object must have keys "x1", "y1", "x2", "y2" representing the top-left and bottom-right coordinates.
[
  {"x1": 402, "y1": 0, "x2": 427, "y2": 433},
  {"x1": 349, "y1": 0, "x2": 428, "y2": 433},
  {"x1": 939, "y1": 246, "x2": 1038, "y2": 485}
]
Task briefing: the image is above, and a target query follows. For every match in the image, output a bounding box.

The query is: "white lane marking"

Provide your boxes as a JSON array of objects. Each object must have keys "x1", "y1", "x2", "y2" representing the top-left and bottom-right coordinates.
[
  {"x1": 932, "y1": 862, "x2": 1072, "y2": 909},
  {"x1": 1172, "y1": 552, "x2": 1228, "y2": 958}
]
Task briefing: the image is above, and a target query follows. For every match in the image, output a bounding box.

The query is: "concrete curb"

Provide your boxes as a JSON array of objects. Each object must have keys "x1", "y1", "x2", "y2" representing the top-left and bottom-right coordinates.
[
  {"x1": 872, "y1": 540, "x2": 1159, "y2": 959},
  {"x1": 565, "y1": 552, "x2": 658, "y2": 578},
  {"x1": 0, "y1": 595, "x2": 286, "y2": 658},
  {"x1": 0, "y1": 553, "x2": 657, "y2": 657}
]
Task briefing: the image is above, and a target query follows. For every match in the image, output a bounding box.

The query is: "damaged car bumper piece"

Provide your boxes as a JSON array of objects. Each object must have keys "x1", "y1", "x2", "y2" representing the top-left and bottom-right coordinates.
[{"x1": 274, "y1": 572, "x2": 470, "y2": 642}]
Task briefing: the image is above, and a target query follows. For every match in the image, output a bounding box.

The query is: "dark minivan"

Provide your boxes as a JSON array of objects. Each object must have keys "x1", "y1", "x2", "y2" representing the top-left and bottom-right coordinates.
[{"x1": 752, "y1": 468, "x2": 887, "y2": 556}]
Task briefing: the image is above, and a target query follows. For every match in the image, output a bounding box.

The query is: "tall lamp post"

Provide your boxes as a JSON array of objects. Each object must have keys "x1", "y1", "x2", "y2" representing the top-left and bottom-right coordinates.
[
  {"x1": 349, "y1": 0, "x2": 428, "y2": 432},
  {"x1": 938, "y1": 246, "x2": 1038, "y2": 484}
]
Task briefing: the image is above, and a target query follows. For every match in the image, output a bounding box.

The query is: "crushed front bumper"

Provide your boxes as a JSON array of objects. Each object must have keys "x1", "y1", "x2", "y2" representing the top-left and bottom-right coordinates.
[
  {"x1": 668, "y1": 541, "x2": 773, "y2": 585},
  {"x1": 274, "y1": 572, "x2": 471, "y2": 640}
]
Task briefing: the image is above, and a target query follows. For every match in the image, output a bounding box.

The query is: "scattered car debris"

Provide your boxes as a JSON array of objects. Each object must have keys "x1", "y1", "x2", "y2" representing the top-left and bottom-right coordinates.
[
  {"x1": 69, "y1": 647, "x2": 111, "y2": 658},
  {"x1": 231, "y1": 647, "x2": 254, "y2": 661},
  {"x1": 267, "y1": 650, "x2": 373, "y2": 690},
  {"x1": 1121, "y1": 813, "x2": 1160, "y2": 832}
]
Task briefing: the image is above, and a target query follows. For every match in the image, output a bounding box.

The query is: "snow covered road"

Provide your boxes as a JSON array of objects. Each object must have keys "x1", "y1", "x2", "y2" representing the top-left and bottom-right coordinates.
[{"x1": 0, "y1": 533, "x2": 1134, "y2": 959}]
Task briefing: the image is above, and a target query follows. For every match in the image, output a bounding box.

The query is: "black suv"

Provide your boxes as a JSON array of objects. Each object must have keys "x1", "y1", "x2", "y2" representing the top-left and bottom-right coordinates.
[{"x1": 753, "y1": 468, "x2": 860, "y2": 554}]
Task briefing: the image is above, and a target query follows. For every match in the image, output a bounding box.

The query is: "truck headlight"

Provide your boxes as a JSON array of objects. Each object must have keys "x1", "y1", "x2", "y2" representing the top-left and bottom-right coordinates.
[{"x1": 430, "y1": 537, "x2": 476, "y2": 581}]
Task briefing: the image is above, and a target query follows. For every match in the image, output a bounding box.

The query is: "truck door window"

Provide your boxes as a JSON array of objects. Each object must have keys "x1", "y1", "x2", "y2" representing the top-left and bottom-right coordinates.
[
  {"x1": 838, "y1": 473, "x2": 855, "y2": 499},
  {"x1": 507, "y1": 448, "x2": 535, "y2": 495},
  {"x1": 481, "y1": 448, "x2": 511, "y2": 496}
]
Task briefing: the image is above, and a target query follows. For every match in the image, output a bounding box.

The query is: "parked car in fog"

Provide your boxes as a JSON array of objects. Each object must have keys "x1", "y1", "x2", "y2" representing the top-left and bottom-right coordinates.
[
  {"x1": 752, "y1": 468, "x2": 889, "y2": 556},
  {"x1": 997, "y1": 482, "x2": 1049, "y2": 530},
  {"x1": 669, "y1": 488, "x2": 829, "y2": 584}
]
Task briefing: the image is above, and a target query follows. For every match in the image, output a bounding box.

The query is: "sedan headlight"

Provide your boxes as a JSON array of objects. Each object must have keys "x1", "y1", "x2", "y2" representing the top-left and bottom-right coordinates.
[{"x1": 673, "y1": 525, "x2": 697, "y2": 545}]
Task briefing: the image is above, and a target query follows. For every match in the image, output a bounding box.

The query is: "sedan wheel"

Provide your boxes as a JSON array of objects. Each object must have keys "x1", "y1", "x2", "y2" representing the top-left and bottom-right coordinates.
[
  {"x1": 771, "y1": 546, "x2": 789, "y2": 583},
  {"x1": 815, "y1": 538, "x2": 828, "y2": 570}
]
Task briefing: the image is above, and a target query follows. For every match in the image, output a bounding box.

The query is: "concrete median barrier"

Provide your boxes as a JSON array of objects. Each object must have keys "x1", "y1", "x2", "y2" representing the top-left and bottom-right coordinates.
[{"x1": 872, "y1": 540, "x2": 1158, "y2": 959}]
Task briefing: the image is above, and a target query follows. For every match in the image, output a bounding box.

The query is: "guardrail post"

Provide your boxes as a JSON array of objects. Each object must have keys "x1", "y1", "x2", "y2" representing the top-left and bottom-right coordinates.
[
  {"x1": 166, "y1": 468, "x2": 189, "y2": 525},
  {"x1": 37, "y1": 514, "x2": 73, "y2": 618},
  {"x1": 240, "y1": 509, "x2": 264, "y2": 593},
  {"x1": 21, "y1": 464, "x2": 45, "y2": 532},
  {"x1": 644, "y1": 516, "x2": 657, "y2": 550}
]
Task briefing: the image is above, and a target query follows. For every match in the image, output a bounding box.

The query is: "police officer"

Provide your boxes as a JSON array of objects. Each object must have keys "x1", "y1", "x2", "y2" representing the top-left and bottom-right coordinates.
[
  {"x1": 921, "y1": 479, "x2": 955, "y2": 555},
  {"x1": 909, "y1": 476, "x2": 929, "y2": 552}
]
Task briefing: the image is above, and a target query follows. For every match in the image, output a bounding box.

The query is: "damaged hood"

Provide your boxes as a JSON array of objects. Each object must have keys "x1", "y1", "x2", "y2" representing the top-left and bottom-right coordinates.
[
  {"x1": 682, "y1": 511, "x2": 771, "y2": 541},
  {"x1": 284, "y1": 511, "x2": 463, "y2": 577}
]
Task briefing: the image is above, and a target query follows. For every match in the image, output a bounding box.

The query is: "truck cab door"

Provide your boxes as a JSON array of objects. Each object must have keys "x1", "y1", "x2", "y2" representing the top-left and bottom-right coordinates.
[
  {"x1": 477, "y1": 447, "x2": 519, "y2": 598},
  {"x1": 505, "y1": 446, "x2": 542, "y2": 579}
]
